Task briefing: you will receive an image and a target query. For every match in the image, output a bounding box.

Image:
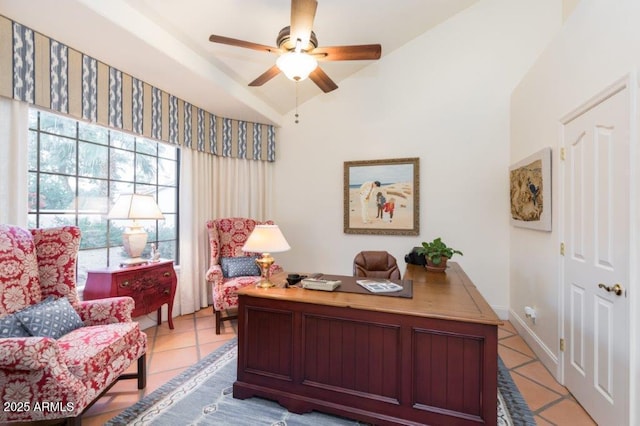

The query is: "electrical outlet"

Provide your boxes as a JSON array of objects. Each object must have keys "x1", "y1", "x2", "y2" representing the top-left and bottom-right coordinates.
[{"x1": 524, "y1": 306, "x2": 536, "y2": 324}]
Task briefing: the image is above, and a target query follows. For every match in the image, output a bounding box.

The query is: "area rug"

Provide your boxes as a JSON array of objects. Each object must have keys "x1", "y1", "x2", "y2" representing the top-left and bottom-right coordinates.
[{"x1": 107, "y1": 338, "x2": 535, "y2": 425}]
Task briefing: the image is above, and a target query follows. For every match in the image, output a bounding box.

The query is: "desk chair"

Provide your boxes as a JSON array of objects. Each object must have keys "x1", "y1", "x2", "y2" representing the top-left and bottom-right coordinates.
[{"x1": 353, "y1": 250, "x2": 401, "y2": 280}]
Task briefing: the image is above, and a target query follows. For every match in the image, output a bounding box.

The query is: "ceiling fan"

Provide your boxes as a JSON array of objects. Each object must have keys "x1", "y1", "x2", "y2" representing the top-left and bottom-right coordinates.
[{"x1": 208, "y1": 0, "x2": 382, "y2": 93}]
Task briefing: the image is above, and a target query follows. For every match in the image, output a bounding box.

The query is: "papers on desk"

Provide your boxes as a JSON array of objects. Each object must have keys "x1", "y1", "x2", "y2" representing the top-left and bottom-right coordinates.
[{"x1": 356, "y1": 279, "x2": 404, "y2": 293}]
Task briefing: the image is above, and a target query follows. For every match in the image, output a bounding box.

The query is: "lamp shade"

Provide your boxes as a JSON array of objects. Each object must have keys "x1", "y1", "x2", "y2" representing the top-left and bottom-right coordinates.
[
  {"x1": 107, "y1": 194, "x2": 165, "y2": 220},
  {"x1": 242, "y1": 225, "x2": 291, "y2": 253},
  {"x1": 276, "y1": 52, "x2": 318, "y2": 82}
]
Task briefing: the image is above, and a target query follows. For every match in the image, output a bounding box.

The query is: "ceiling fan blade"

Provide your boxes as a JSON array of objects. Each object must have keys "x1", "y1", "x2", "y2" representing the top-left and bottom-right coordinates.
[
  {"x1": 309, "y1": 66, "x2": 338, "y2": 93},
  {"x1": 290, "y1": 0, "x2": 317, "y2": 50},
  {"x1": 311, "y1": 44, "x2": 382, "y2": 61},
  {"x1": 248, "y1": 65, "x2": 281, "y2": 87},
  {"x1": 209, "y1": 35, "x2": 281, "y2": 54}
]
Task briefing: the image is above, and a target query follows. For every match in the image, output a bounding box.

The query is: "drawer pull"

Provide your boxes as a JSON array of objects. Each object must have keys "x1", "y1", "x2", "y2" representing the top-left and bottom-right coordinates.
[
  {"x1": 164, "y1": 289, "x2": 170, "y2": 295},
  {"x1": 163, "y1": 272, "x2": 171, "y2": 278},
  {"x1": 120, "y1": 280, "x2": 130, "y2": 288}
]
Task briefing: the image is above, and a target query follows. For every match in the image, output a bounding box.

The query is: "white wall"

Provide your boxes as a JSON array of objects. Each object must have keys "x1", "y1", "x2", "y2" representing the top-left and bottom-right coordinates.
[
  {"x1": 272, "y1": 0, "x2": 560, "y2": 318},
  {"x1": 510, "y1": 0, "x2": 640, "y2": 401}
]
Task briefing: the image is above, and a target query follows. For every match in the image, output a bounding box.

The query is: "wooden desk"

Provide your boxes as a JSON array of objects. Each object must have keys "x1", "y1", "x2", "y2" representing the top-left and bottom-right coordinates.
[{"x1": 234, "y1": 263, "x2": 501, "y2": 425}]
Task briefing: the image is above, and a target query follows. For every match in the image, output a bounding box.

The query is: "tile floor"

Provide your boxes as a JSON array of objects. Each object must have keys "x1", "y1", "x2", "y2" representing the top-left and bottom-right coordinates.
[
  {"x1": 81, "y1": 309, "x2": 596, "y2": 425},
  {"x1": 498, "y1": 322, "x2": 596, "y2": 425}
]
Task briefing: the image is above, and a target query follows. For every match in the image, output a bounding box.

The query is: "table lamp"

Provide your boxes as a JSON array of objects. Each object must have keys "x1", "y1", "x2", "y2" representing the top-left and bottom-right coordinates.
[
  {"x1": 108, "y1": 193, "x2": 165, "y2": 266},
  {"x1": 242, "y1": 224, "x2": 291, "y2": 288}
]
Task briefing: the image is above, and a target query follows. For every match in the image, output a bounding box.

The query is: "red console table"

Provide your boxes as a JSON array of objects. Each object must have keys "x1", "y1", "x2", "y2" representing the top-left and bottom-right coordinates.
[
  {"x1": 83, "y1": 260, "x2": 177, "y2": 329},
  {"x1": 234, "y1": 263, "x2": 501, "y2": 425}
]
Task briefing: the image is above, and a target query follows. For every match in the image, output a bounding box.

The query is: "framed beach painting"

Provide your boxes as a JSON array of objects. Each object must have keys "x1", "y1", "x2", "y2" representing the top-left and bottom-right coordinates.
[
  {"x1": 509, "y1": 147, "x2": 551, "y2": 231},
  {"x1": 344, "y1": 157, "x2": 419, "y2": 235}
]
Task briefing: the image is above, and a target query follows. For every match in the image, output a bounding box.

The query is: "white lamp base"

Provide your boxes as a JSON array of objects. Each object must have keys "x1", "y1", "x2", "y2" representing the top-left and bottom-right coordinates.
[{"x1": 122, "y1": 223, "x2": 148, "y2": 265}]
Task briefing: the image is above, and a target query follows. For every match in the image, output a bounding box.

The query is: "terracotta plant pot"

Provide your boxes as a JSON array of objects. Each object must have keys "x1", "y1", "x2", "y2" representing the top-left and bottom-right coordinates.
[{"x1": 425, "y1": 257, "x2": 448, "y2": 273}]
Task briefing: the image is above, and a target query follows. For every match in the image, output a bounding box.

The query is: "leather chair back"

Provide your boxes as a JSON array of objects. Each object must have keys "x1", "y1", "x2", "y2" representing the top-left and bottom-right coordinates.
[{"x1": 353, "y1": 251, "x2": 401, "y2": 280}]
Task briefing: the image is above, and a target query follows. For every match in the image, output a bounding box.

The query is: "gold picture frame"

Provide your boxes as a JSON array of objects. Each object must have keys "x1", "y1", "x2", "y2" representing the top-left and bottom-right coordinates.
[
  {"x1": 344, "y1": 157, "x2": 419, "y2": 235},
  {"x1": 509, "y1": 147, "x2": 552, "y2": 231}
]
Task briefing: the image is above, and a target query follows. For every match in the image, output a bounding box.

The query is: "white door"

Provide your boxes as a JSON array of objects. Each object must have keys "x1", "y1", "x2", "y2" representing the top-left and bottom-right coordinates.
[{"x1": 563, "y1": 82, "x2": 631, "y2": 426}]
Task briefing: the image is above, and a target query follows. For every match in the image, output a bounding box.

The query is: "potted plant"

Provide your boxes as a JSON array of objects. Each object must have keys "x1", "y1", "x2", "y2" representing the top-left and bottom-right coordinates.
[{"x1": 416, "y1": 237, "x2": 463, "y2": 272}]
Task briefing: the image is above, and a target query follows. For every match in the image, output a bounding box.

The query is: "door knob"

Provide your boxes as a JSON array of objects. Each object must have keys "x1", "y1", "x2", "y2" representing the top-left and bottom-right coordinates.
[{"x1": 598, "y1": 283, "x2": 624, "y2": 296}]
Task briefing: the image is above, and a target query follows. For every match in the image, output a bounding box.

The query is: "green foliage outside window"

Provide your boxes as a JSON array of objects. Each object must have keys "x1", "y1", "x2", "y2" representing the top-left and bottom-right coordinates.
[{"x1": 28, "y1": 109, "x2": 179, "y2": 281}]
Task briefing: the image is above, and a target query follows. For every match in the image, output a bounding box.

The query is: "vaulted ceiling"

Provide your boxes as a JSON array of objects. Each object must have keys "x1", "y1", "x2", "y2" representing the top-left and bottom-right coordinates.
[{"x1": 0, "y1": 0, "x2": 478, "y2": 126}]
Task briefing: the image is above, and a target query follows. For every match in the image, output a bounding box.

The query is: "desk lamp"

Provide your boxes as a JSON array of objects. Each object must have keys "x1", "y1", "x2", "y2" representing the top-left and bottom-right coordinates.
[{"x1": 242, "y1": 224, "x2": 291, "y2": 288}]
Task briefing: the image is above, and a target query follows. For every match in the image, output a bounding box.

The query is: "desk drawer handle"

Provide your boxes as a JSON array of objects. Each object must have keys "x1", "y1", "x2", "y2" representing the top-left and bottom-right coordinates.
[
  {"x1": 163, "y1": 272, "x2": 171, "y2": 278},
  {"x1": 163, "y1": 289, "x2": 170, "y2": 295},
  {"x1": 120, "y1": 280, "x2": 130, "y2": 288}
]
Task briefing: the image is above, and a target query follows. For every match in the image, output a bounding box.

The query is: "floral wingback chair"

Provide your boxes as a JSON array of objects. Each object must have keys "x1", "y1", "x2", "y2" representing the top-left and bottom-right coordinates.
[
  {"x1": 206, "y1": 218, "x2": 283, "y2": 334},
  {"x1": 0, "y1": 225, "x2": 147, "y2": 424}
]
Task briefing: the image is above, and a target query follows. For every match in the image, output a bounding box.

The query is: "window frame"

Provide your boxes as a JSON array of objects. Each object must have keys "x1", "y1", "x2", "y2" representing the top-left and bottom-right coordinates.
[{"x1": 27, "y1": 108, "x2": 180, "y2": 284}]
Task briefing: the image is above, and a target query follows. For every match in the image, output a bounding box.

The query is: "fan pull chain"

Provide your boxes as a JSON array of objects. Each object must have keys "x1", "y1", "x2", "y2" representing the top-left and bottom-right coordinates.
[{"x1": 295, "y1": 82, "x2": 300, "y2": 124}]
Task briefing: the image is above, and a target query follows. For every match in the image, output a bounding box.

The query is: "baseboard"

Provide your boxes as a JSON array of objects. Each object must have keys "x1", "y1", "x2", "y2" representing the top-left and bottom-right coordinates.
[
  {"x1": 508, "y1": 309, "x2": 560, "y2": 379},
  {"x1": 136, "y1": 316, "x2": 159, "y2": 330},
  {"x1": 134, "y1": 304, "x2": 174, "y2": 330}
]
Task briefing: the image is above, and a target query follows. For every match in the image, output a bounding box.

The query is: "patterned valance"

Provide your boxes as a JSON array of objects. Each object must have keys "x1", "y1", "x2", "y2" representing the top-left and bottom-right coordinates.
[{"x1": 0, "y1": 15, "x2": 276, "y2": 162}]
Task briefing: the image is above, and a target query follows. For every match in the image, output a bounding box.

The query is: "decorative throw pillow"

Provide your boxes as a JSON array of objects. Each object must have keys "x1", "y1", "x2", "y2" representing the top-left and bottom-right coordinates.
[
  {"x1": 220, "y1": 256, "x2": 261, "y2": 278},
  {"x1": 0, "y1": 313, "x2": 30, "y2": 338},
  {"x1": 15, "y1": 296, "x2": 84, "y2": 339}
]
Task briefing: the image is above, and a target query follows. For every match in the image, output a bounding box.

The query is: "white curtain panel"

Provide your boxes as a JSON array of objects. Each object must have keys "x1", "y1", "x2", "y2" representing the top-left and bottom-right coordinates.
[
  {"x1": 0, "y1": 97, "x2": 29, "y2": 226},
  {"x1": 178, "y1": 149, "x2": 274, "y2": 316}
]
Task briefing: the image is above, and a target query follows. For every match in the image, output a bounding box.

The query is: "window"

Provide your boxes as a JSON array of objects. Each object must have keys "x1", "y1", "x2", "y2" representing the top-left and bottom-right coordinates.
[{"x1": 28, "y1": 109, "x2": 179, "y2": 285}]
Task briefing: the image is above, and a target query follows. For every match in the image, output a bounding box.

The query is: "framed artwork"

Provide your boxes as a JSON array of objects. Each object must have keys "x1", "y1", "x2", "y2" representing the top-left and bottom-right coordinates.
[
  {"x1": 509, "y1": 147, "x2": 551, "y2": 231},
  {"x1": 344, "y1": 157, "x2": 419, "y2": 235}
]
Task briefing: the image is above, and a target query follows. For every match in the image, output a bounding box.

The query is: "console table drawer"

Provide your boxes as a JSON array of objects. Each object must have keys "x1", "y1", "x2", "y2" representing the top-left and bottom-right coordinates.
[
  {"x1": 115, "y1": 265, "x2": 174, "y2": 293},
  {"x1": 84, "y1": 260, "x2": 177, "y2": 329}
]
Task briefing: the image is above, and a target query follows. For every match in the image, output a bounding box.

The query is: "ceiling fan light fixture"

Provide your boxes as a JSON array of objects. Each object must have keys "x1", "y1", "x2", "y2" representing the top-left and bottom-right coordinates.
[{"x1": 276, "y1": 51, "x2": 317, "y2": 82}]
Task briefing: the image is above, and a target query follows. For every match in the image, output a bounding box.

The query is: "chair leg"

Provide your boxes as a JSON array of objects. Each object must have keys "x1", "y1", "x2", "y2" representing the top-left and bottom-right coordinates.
[
  {"x1": 215, "y1": 308, "x2": 221, "y2": 335},
  {"x1": 137, "y1": 353, "x2": 147, "y2": 389},
  {"x1": 65, "y1": 416, "x2": 82, "y2": 426}
]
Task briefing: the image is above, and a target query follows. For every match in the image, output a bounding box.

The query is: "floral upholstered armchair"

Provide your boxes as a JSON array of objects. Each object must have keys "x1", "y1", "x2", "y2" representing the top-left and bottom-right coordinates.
[
  {"x1": 206, "y1": 218, "x2": 283, "y2": 334},
  {"x1": 0, "y1": 225, "x2": 147, "y2": 424}
]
